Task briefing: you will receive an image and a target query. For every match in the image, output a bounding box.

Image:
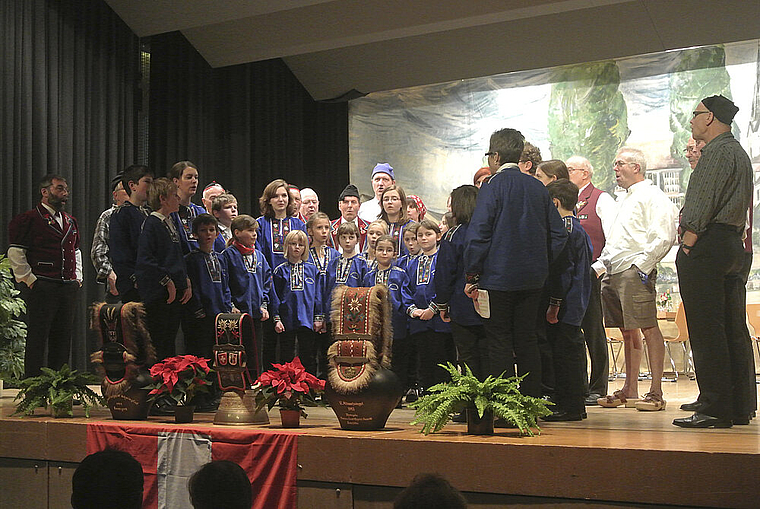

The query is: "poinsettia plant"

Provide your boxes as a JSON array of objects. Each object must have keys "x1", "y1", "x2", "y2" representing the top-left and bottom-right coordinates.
[
  {"x1": 145, "y1": 355, "x2": 214, "y2": 406},
  {"x1": 254, "y1": 357, "x2": 326, "y2": 418}
]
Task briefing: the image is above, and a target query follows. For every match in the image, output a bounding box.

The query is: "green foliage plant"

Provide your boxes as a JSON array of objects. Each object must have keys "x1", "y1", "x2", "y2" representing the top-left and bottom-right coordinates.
[
  {"x1": 12, "y1": 364, "x2": 104, "y2": 417},
  {"x1": 409, "y1": 363, "x2": 553, "y2": 436},
  {"x1": 0, "y1": 255, "x2": 26, "y2": 381}
]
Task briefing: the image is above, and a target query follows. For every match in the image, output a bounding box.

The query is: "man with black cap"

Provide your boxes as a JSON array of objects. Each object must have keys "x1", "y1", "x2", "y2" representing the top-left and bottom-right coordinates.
[
  {"x1": 329, "y1": 184, "x2": 370, "y2": 252},
  {"x1": 359, "y1": 162, "x2": 395, "y2": 222},
  {"x1": 674, "y1": 95, "x2": 754, "y2": 429}
]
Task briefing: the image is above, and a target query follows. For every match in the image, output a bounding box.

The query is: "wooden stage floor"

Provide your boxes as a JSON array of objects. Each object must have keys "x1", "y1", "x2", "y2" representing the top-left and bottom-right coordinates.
[{"x1": 1, "y1": 378, "x2": 758, "y2": 508}]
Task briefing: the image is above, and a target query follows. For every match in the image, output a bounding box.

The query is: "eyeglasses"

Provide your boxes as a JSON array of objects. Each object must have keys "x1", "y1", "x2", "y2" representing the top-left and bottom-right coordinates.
[
  {"x1": 567, "y1": 167, "x2": 583, "y2": 173},
  {"x1": 485, "y1": 152, "x2": 497, "y2": 157},
  {"x1": 692, "y1": 110, "x2": 710, "y2": 118},
  {"x1": 612, "y1": 160, "x2": 635, "y2": 168}
]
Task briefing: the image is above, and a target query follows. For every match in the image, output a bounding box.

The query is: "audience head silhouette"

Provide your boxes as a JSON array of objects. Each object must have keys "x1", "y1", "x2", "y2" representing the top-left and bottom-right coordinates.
[
  {"x1": 189, "y1": 460, "x2": 252, "y2": 509},
  {"x1": 394, "y1": 473, "x2": 467, "y2": 509},
  {"x1": 71, "y1": 449, "x2": 144, "y2": 509}
]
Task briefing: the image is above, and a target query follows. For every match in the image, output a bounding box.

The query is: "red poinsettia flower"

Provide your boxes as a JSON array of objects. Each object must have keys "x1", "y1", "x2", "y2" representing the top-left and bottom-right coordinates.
[
  {"x1": 146, "y1": 355, "x2": 214, "y2": 403},
  {"x1": 256, "y1": 357, "x2": 326, "y2": 410}
]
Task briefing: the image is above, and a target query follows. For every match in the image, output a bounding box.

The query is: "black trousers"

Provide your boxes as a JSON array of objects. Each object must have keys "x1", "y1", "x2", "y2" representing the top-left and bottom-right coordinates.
[
  {"x1": 536, "y1": 292, "x2": 554, "y2": 397},
  {"x1": 143, "y1": 298, "x2": 182, "y2": 363},
  {"x1": 548, "y1": 322, "x2": 586, "y2": 415},
  {"x1": 24, "y1": 279, "x2": 79, "y2": 378},
  {"x1": 581, "y1": 269, "x2": 609, "y2": 396},
  {"x1": 183, "y1": 315, "x2": 215, "y2": 361},
  {"x1": 390, "y1": 334, "x2": 412, "y2": 390},
  {"x1": 676, "y1": 225, "x2": 751, "y2": 420},
  {"x1": 482, "y1": 288, "x2": 543, "y2": 397},
  {"x1": 291, "y1": 326, "x2": 318, "y2": 376},
  {"x1": 411, "y1": 330, "x2": 456, "y2": 391},
  {"x1": 451, "y1": 322, "x2": 488, "y2": 381}
]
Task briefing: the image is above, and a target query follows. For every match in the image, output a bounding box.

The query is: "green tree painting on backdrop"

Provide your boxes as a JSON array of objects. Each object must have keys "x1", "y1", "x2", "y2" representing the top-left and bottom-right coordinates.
[
  {"x1": 669, "y1": 46, "x2": 732, "y2": 188},
  {"x1": 548, "y1": 61, "x2": 629, "y2": 194}
]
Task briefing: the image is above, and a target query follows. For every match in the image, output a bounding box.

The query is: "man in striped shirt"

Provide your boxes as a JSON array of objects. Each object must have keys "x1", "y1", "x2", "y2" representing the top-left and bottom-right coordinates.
[{"x1": 674, "y1": 95, "x2": 754, "y2": 429}]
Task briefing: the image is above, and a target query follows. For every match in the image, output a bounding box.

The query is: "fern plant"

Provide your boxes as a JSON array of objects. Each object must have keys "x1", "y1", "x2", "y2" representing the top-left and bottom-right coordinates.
[
  {"x1": 409, "y1": 363, "x2": 553, "y2": 436},
  {"x1": 0, "y1": 255, "x2": 26, "y2": 381},
  {"x1": 12, "y1": 364, "x2": 104, "y2": 418}
]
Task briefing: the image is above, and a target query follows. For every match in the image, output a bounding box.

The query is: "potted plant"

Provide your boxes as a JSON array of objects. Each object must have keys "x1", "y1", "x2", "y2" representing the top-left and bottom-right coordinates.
[
  {"x1": 145, "y1": 355, "x2": 213, "y2": 423},
  {"x1": 409, "y1": 363, "x2": 553, "y2": 436},
  {"x1": 12, "y1": 364, "x2": 104, "y2": 418},
  {"x1": 254, "y1": 356, "x2": 326, "y2": 428},
  {"x1": 0, "y1": 255, "x2": 26, "y2": 392}
]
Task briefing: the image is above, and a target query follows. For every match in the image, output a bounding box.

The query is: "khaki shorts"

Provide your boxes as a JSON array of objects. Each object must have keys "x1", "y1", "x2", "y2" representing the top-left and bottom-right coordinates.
[{"x1": 601, "y1": 266, "x2": 657, "y2": 329}]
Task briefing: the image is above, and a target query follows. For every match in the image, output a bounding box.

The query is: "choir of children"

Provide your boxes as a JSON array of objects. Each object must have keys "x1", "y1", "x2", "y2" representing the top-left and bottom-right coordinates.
[{"x1": 108, "y1": 162, "x2": 593, "y2": 422}]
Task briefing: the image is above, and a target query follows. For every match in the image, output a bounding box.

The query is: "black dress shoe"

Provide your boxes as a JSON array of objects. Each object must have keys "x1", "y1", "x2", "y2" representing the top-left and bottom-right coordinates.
[
  {"x1": 581, "y1": 411, "x2": 588, "y2": 419},
  {"x1": 732, "y1": 415, "x2": 751, "y2": 425},
  {"x1": 680, "y1": 400, "x2": 703, "y2": 412},
  {"x1": 541, "y1": 411, "x2": 583, "y2": 422},
  {"x1": 672, "y1": 412, "x2": 732, "y2": 429},
  {"x1": 585, "y1": 394, "x2": 602, "y2": 406}
]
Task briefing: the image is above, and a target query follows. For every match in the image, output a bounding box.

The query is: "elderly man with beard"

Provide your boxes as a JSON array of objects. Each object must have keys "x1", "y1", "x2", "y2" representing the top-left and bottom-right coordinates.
[
  {"x1": 359, "y1": 163, "x2": 395, "y2": 222},
  {"x1": 8, "y1": 174, "x2": 83, "y2": 377}
]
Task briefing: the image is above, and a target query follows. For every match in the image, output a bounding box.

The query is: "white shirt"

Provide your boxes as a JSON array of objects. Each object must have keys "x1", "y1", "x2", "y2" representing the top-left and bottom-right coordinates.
[
  {"x1": 578, "y1": 182, "x2": 616, "y2": 236},
  {"x1": 592, "y1": 179, "x2": 677, "y2": 276},
  {"x1": 358, "y1": 197, "x2": 381, "y2": 223}
]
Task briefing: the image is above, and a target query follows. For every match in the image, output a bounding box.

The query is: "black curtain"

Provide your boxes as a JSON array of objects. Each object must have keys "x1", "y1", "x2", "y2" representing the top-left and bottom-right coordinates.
[
  {"x1": 149, "y1": 32, "x2": 349, "y2": 219},
  {"x1": 1, "y1": 0, "x2": 140, "y2": 372}
]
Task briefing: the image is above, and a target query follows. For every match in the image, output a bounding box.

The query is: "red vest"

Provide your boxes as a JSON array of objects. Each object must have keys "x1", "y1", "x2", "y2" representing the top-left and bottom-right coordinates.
[
  {"x1": 576, "y1": 184, "x2": 605, "y2": 261},
  {"x1": 328, "y1": 217, "x2": 368, "y2": 252},
  {"x1": 8, "y1": 204, "x2": 80, "y2": 280}
]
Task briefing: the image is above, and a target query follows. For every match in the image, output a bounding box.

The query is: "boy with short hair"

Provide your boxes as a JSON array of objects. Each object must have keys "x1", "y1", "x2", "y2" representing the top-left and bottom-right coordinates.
[
  {"x1": 185, "y1": 214, "x2": 233, "y2": 360},
  {"x1": 135, "y1": 178, "x2": 192, "y2": 361},
  {"x1": 327, "y1": 221, "x2": 368, "y2": 289},
  {"x1": 109, "y1": 164, "x2": 154, "y2": 302},
  {"x1": 211, "y1": 193, "x2": 238, "y2": 251},
  {"x1": 542, "y1": 179, "x2": 592, "y2": 422}
]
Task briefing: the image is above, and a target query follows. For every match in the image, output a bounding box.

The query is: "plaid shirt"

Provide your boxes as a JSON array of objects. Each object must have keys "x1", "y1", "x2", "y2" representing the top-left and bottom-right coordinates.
[{"x1": 90, "y1": 205, "x2": 116, "y2": 282}]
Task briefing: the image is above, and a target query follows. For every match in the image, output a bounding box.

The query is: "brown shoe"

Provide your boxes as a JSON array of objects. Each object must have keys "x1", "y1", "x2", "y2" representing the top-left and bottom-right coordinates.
[{"x1": 635, "y1": 392, "x2": 666, "y2": 411}]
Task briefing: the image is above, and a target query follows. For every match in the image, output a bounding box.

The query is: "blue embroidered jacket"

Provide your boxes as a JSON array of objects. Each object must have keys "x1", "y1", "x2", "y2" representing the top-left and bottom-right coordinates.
[
  {"x1": 363, "y1": 266, "x2": 413, "y2": 339},
  {"x1": 406, "y1": 251, "x2": 451, "y2": 335},
  {"x1": 135, "y1": 213, "x2": 188, "y2": 304},
  {"x1": 547, "y1": 216, "x2": 592, "y2": 327},
  {"x1": 170, "y1": 202, "x2": 206, "y2": 255},
  {"x1": 271, "y1": 261, "x2": 322, "y2": 330},
  {"x1": 222, "y1": 246, "x2": 271, "y2": 320},
  {"x1": 434, "y1": 223, "x2": 481, "y2": 327},
  {"x1": 185, "y1": 249, "x2": 233, "y2": 317},
  {"x1": 255, "y1": 216, "x2": 307, "y2": 272},
  {"x1": 109, "y1": 201, "x2": 149, "y2": 295}
]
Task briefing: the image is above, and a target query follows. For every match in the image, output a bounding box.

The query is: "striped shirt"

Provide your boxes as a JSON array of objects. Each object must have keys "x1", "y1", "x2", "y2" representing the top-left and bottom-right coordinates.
[{"x1": 681, "y1": 132, "x2": 752, "y2": 235}]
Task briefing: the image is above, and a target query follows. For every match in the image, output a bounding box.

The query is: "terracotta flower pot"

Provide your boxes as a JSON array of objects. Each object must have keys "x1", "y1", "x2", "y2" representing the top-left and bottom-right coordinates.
[
  {"x1": 466, "y1": 407, "x2": 494, "y2": 435},
  {"x1": 279, "y1": 409, "x2": 301, "y2": 428},
  {"x1": 174, "y1": 405, "x2": 196, "y2": 424}
]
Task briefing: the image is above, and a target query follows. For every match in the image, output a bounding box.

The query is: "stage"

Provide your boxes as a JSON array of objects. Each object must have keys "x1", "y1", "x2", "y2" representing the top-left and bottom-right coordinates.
[{"x1": 1, "y1": 378, "x2": 758, "y2": 509}]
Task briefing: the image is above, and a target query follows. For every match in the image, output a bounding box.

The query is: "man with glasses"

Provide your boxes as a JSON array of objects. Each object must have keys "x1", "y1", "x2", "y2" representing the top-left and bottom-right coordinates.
[
  {"x1": 674, "y1": 95, "x2": 754, "y2": 429},
  {"x1": 8, "y1": 174, "x2": 82, "y2": 377},
  {"x1": 593, "y1": 148, "x2": 677, "y2": 412},
  {"x1": 464, "y1": 128, "x2": 568, "y2": 399},
  {"x1": 567, "y1": 155, "x2": 615, "y2": 405}
]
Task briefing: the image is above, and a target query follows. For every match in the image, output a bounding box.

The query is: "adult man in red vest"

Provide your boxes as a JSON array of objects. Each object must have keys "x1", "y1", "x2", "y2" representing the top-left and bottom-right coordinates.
[
  {"x1": 8, "y1": 174, "x2": 82, "y2": 378},
  {"x1": 329, "y1": 184, "x2": 369, "y2": 252},
  {"x1": 567, "y1": 156, "x2": 616, "y2": 405}
]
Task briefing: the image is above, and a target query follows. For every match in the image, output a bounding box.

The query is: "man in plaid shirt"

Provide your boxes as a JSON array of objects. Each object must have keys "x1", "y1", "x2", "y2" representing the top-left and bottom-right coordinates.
[{"x1": 90, "y1": 178, "x2": 128, "y2": 302}]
